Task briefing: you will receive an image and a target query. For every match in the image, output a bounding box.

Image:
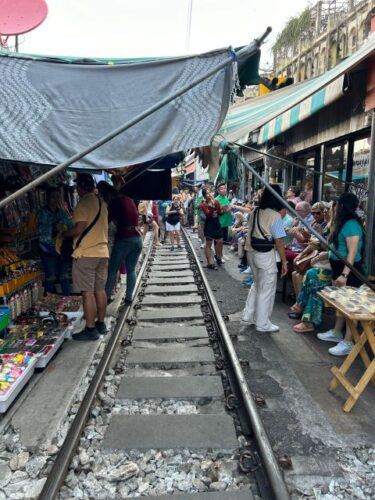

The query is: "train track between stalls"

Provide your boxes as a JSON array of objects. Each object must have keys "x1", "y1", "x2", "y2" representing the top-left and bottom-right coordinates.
[{"x1": 39, "y1": 230, "x2": 290, "y2": 500}]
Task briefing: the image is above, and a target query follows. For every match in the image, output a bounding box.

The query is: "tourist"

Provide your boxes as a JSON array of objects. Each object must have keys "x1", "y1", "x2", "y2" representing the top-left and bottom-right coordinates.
[
  {"x1": 229, "y1": 212, "x2": 245, "y2": 251},
  {"x1": 166, "y1": 195, "x2": 184, "y2": 250},
  {"x1": 242, "y1": 184, "x2": 288, "y2": 332},
  {"x1": 97, "y1": 183, "x2": 143, "y2": 305},
  {"x1": 63, "y1": 174, "x2": 109, "y2": 340},
  {"x1": 157, "y1": 200, "x2": 169, "y2": 243},
  {"x1": 318, "y1": 192, "x2": 366, "y2": 356},
  {"x1": 38, "y1": 187, "x2": 73, "y2": 296},
  {"x1": 138, "y1": 200, "x2": 161, "y2": 245},
  {"x1": 199, "y1": 189, "x2": 224, "y2": 269},
  {"x1": 285, "y1": 201, "x2": 313, "y2": 262},
  {"x1": 111, "y1": 174, "x2": 125, "y2": 191},
  {"x1": 286, "y1": 185, "x2": 302, "y2": 205},
  {"x1": 215, "y1": 182, "x2": 232, "y2": 256}
]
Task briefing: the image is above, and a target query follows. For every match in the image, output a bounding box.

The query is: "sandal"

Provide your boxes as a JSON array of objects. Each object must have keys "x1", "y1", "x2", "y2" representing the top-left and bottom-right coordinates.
[
  {"x1": 289, "y1": 304, "x2": 302, "y2": 313},
  {"x1": 293, "y1": 322, "x2": 315, "y2": 333}
]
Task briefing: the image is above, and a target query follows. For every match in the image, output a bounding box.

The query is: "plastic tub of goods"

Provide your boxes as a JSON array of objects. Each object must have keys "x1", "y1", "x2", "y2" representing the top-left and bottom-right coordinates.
[
  {"x1": 35, "y1": 329, "x2": 66, "y2": 368},
  {"x1": 0, "y1": 353, "x2": 37, "y2": 413}
]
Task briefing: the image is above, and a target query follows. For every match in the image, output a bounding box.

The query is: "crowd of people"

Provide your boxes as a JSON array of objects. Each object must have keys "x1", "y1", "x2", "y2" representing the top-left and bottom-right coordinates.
[
  {"x1": 37, "y1": 174, "x2": 367, "y2": 357},
  {"x1": 185, "y1": 180, "x2": 366, "y2": 358}
]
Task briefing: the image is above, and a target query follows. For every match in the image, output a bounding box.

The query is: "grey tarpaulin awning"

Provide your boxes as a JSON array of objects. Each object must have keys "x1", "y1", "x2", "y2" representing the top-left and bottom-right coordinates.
[{"x1": 0, "y1": 47, "x2": 253, "y2": 169}]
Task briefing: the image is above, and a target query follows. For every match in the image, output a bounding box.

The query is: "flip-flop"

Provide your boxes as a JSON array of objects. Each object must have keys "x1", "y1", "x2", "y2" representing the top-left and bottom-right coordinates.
[
  {"x1": 293, "y1": 323, "x2": 315, "y2": 333},
  {"x1": 289, "y1": 304, "x2": 301, "y2": 313}
]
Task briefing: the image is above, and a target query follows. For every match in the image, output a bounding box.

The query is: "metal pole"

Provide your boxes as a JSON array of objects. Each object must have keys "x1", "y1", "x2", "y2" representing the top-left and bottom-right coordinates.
[
  {"x1": 185, "y1": 0, "x2": 193, "y2": 52},
  {"x1": 234, "y1": 143, "x2": 363, "y2": 193},
  {"x1": 183, "y1": 227, "x2": 291, "y2": 500},
  {"x1": 365, "y1": 109, "x2": 375, "y2": 276},
  {"x1": 39, "y1": 240, "x2": 154, "y2": 500},
  {"x1": 226, "y1": 142, "x2": 375, "y2": 290},
  {"x1": 0, "y1": 33, "x2": 270, "y2": 211}
]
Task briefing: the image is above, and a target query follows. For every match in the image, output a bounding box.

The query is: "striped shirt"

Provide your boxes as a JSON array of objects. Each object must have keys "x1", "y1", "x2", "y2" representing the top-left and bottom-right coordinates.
[{"x1": 270, "y1": 218, "x2": 286, "y2": 240}]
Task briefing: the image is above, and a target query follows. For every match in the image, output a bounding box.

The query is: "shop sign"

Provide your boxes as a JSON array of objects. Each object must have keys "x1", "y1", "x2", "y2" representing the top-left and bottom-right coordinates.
[{"x1": 352, "y1": 152, "x2": 370, "y2": 179}]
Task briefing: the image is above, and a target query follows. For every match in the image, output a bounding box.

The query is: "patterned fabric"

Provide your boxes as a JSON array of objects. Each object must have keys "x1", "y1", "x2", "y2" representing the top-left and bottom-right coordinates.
[
  {"x1": 38, "y1": 207, "x2": 72, "y2": 246},
  {"x1": 297, "y1": 267, "x2": 332, "y2": 326},
  {"x1": 0, "y1": 49, "x2": 238, "y2": 169}
]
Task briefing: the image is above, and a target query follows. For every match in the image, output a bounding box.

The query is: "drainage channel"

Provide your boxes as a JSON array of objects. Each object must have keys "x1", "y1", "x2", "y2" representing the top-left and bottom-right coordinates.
[{"x1": 40, "y1": 234, "x2": 288, "y2": 500}]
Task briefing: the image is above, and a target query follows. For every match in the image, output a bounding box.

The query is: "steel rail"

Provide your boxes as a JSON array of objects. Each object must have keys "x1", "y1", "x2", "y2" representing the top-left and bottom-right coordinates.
[
  {"x1": 38, "y1": 238, "x2": 154, "y2": 500},
  {"x1": 182, "y1": 227, "x2": 291, "y2": 500},
  {"x1": 0, "y1": 31, "x2": 270, "y2": 210}
]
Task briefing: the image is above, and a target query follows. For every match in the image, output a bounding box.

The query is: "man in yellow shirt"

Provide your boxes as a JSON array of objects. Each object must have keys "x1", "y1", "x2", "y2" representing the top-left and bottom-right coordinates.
[{"x1": 64, "y1": 174, "x2": 109, "y2": 341}]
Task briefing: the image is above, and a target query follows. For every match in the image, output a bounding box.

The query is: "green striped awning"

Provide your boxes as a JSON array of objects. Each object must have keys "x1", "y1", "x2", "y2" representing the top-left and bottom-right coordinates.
[
  {"x1": 258, "y1": 75, "x2": 345, "y2": 144},
  {"x1": 217, "y1": 37, "x2": 375, "y2": 146}
]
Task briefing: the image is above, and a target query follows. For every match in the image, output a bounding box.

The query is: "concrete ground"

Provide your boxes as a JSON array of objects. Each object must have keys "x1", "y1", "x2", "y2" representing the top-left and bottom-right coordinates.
[{"x1": 187, "y1": 230, "x2": 375, "y2": 497}]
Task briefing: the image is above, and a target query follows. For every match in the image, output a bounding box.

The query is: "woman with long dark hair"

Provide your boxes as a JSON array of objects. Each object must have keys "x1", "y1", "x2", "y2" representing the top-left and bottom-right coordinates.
[
  {"x1": 199, "y1": 188, "x2": 224, "y2": 269},
  {"x1": 242, "y1": 185, "x2": 288, "y2": 332},
  {"x1": 38, "y1": 187, "x2": 73, "y2": 295},
  {"x1": 317, "y1": 192, "x2": 366, "y2": 356}
]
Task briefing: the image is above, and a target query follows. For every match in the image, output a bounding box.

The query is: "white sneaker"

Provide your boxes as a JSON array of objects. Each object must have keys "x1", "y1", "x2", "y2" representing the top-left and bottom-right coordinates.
[
  {"x1": 200, "y1": 243, "x2": 205, "y2": 249},
  {"x1": 221, "y1": 257, "x2": 226, "y2": 263},
  {"x1": 317, "y1": 329, "x2": 343, "y2": 343},
  {"x1": 240, "y1": 267, "x2": 252, "y2": 274},
  {"x1": 256, "y1": 323, "x2": 279, "y2": 333},
  {"x1": 329, "y1": 340, "x2": 353, "y2": 356}
]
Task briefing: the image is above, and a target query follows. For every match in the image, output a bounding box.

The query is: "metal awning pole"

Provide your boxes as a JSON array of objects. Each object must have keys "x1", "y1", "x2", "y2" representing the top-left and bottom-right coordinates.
[
  {"x1": 0, "y1": 29, "x2": 271, "y2": 211},
  {"x1": 365, "y1": 109, "x2": 375, "y2": 276},
  {"x1": 225, "y1": 142, "x2": 375, "y2": 290}
]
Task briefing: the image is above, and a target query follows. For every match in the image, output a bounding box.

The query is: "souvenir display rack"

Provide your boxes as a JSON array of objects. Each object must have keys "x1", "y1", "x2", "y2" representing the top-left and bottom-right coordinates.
[{"x1": 0, "y1": 163, "x2": 79, "y2": 412}]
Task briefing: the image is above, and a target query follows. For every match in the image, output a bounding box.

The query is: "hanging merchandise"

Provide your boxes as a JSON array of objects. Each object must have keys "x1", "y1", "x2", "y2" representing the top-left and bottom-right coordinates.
[
  {"x1": 0, "y1": 247, "x2": 43, "y2": 320},
  {"x1": 215, "y1": 152, "x2": 238, "y2": 184}
]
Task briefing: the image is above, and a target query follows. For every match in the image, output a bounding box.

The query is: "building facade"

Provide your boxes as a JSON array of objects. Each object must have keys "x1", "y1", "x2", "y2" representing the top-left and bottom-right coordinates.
[{"x1": 274, "y1": 0, "x2": 375, "y2": 82}]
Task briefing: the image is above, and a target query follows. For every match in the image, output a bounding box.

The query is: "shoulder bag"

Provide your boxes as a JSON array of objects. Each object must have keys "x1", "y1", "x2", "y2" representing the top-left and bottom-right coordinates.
[
  {"x1": 61, "y1": 197, "x2": 102, "y2": 258},
  {"x1": 250, "y1": 208, "x2": 275, "y2": 253},
  {"x1": 294, "y1": 249, "x2": 319, "y2": 274}
]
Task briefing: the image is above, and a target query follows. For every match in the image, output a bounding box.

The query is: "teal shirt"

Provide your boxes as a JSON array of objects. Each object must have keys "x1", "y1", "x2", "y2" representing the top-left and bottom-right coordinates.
[
  {"x1": 329, "y1": 219, "x2": 363, "y2": 262},
  {"x1": 215, "y1": 195, "x2": 232, "y2": 228}
]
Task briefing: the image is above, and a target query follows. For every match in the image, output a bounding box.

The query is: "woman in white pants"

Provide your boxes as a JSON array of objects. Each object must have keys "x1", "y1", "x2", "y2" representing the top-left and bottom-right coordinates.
[{"x1": 242, "y1": 185, "x2": 288, "y2": 332}]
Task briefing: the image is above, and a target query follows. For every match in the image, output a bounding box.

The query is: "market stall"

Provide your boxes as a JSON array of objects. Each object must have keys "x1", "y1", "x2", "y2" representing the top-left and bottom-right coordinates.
[{"x1": 0, "y1": 163, "x2": 83, "y2": 412}]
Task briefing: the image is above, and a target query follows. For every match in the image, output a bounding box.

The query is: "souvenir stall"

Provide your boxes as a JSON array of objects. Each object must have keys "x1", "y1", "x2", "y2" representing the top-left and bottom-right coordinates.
[{"x1": 0, "y1": 162, "x2": 83, "y2": 412}]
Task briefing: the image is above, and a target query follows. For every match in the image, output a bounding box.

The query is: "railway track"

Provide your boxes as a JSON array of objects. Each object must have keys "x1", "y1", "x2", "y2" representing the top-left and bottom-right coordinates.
[{"x1": 39, "y1": 230, "x2": 290, "y2": 500}]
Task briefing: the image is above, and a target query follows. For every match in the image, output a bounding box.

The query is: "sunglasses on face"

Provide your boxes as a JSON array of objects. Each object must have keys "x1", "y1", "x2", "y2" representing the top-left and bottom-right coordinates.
[{"x1": 312, "y1": 211, "x2": 321, "y2": 215}]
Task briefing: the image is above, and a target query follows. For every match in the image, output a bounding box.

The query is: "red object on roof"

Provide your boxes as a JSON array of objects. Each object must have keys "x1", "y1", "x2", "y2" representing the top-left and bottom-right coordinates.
[{"x1": 0, "y1": 0, "x2": 48, "y2": 35}]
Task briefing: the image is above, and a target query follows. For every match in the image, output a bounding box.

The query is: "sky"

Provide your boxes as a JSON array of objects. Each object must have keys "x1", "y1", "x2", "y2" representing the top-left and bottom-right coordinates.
[{"x1": 15, "y1": 0, "x2": 310, "y2": 68}]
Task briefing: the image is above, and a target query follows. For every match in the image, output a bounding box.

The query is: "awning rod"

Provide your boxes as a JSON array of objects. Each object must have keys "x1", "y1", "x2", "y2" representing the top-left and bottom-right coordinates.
[
  {"x1": 0, "y1": 29, "x2": 271, "y2": 210},
  {"x1": 225, "y1": 142, "x2": 375, "y2": 291},
  {"x1": 236, "y1": 143, "x2": 364, "y2": 193}
]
